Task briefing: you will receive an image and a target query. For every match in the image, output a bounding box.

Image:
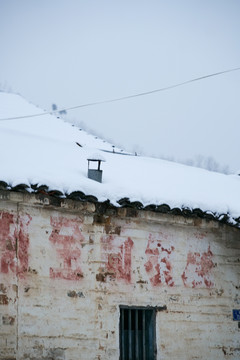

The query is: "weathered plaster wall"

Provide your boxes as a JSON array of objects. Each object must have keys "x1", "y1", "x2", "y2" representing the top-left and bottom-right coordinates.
[{"x1": 0, "y1": 191, "x2": 239, "y2": 360}]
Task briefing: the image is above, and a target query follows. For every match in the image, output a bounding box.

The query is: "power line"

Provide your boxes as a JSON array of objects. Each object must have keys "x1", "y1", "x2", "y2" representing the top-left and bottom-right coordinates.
[{"x1": 0, "y1": 66, "x2": 240, "y2": 122}]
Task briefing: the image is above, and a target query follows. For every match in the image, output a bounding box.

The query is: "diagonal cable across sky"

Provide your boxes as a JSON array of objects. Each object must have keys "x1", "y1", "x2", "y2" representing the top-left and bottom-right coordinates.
[{"x1": 0, "y1": 66, "x2": 240, "y2": 122}]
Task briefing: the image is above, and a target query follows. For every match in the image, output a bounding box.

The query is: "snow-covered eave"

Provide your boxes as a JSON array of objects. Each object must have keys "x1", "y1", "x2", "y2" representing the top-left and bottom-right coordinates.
[{"x1": 0, "y1": 181, "x2": 239, "y2": 230}]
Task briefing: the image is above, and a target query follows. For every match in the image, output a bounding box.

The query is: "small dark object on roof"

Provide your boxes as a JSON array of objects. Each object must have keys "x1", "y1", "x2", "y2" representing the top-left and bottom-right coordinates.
[
  {"x1": 118, "y1": 198, "x2": 131, "y2": 207},
  {"x1": 68, "y1": 191, "x2": 86, "y2": 201},
  {"x1": 84, "y1": 195, "x2": 98, "y2": 203},
  {"x1": 118, "y1": 200, "x2": 142, "y2": 209},
  {"x1": 35, "y1": 185, "x2": 49, "y2": 193},
  {"x1": 11, "y1": 183, "x2": 30, "y2": 192},
  {"x1": 170, "y1": 207, "x2": 182, "y2": 216},
  {"x1": 96, "y1": 200, "x2": 116, "y2": 215},
  {"x1": 217, "y1": 213, "x2": 230, "y2": 223},
  {"x1": 48, "y1": 190, "x2": 64, "y2": 198},
  {"x1": 192, "y1": 208, "x2": 204, "y2": 218},
  {"x1": 30, "y1": 184, "x2": 39, "y2": 191},
  {"x1": 144, "y1": 204, "x2": 157, "y2": 211},
  {"x1": 156, "y1": 204, "x2": 171, "y2": 213},
  {"x1": 0, "y1": 181, "x2": 8, "y2": 190},
  {"x1": 129, "y1": 201, "x2": 144, "y2": 210},
  {"x1": 235, "y1": 216, "x2": 240, "y2": 224},
  {"x1": 204, "y1": 211, "x2": 216, "y2": 221},
  {"x1": 181, "y1": 207, "x2": 192, "y2": 217}
]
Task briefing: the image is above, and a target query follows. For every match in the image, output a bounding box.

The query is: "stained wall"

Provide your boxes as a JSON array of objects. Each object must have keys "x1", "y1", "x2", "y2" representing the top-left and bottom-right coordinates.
[{"x1": 0, "y1": 191, "x2": 239, "y2": 360}]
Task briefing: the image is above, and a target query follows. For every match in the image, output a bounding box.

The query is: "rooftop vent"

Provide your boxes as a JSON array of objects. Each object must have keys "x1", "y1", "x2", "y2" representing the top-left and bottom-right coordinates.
[{"x1": 87, "y1": 154, "x2": 106, "y2": 183}]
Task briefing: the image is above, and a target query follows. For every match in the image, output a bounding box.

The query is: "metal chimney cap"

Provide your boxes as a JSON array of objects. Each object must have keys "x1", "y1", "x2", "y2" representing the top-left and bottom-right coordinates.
[
  {"x1": 87, "y1": 153, "x2": 106, "y2": 162},
  {"x1": 87, "y1": 153, "x2": 105, "y2": 183}
]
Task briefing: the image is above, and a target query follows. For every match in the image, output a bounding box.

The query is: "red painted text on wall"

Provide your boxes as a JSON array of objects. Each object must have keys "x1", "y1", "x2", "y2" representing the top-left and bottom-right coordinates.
[
  {"x1": 181, "y1": 246, "x2": 214, "y2": 288},
  {"x1": 49, "y1": 216, "x2": 85, "y2": 280},
  {"x1": 144, "y1": 233, "x2": 175, "y2": 287},
  {"x1": 0, "y1": 211, "x2": 31, "y2": 277},
  {"x1": 101, "y1": 235, "x2": 133, "y2": 283},
  {"x1": 0, "y1": 212, "x2": 16, "y2": 274}
]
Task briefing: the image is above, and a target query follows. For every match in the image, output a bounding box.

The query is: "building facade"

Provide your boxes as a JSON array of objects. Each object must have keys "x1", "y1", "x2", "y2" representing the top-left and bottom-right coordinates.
[{"x1": 0, "y1": 190, "x2": 239, "y2": 360}]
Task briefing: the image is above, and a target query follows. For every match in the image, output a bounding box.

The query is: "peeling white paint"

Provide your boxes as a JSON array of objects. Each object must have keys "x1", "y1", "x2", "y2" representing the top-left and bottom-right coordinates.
[{"x1": 0, "y1": 192, "x2": 239, "y2": 360}]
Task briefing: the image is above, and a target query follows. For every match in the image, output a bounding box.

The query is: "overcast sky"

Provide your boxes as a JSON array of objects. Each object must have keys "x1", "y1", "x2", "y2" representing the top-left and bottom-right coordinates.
[{"x1": 0, "y1": 0, "x2": 240, "y2": 172}]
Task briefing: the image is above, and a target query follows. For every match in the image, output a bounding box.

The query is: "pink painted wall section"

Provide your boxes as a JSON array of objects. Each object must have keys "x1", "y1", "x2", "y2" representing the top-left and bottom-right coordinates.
[
  {"x1": 0, "y1": 211, "x2": 31, "y2": 277},
  {"x1": 144, "y1": 232, "x2": 175, "y2": 287},
  {"x1": 49, "y1": 216, "x2": 85, "y2": 280},
  {"x1": 0, "y1": 194, "x2": 239, "y2": 360},
  {"x1": 100, "y1": 235, "x2": 133, "y2": 283},
  {"x1": 0, "y1": 212, "x2": 16, "y2": 275},
  {"x1": 181, "y1": 246, "x2": 214, "y2": 288},
  {"x1": 18, "y1": 214, "x2": 32, "y2": 278},
  {"x1": 0, "y1": 212, "x2": 215, "y2": 288}
]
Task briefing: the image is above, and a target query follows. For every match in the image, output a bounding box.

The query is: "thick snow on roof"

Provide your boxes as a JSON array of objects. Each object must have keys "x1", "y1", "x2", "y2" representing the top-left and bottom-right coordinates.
[{"x1": 0, "y1": 92, "x2": 240, "y2": 225}]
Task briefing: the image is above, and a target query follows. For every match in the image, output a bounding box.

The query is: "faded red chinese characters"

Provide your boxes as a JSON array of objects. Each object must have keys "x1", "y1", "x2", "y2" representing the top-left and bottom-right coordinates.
[
  {"x1": 0, "y1": 212, "x2": 16, "y2": 274},
  {"x1": 49, "y1": 216, "x2": 85, "y2": 280},
  {"x1": 17, "y1": 214, "x2": 32, "y2": 277},
  {"x1": 0, "y1": 211, "x2": 31, "y2": 277},
  {"x1": 101, "y1": 235, "x2": 133, "y2": 283},
  {"x1": 181, "y1": 246, "x2": 214, "y2": 288},
  {"x1": 144, "y1": 233, "x2": 175, "y2": 287}
]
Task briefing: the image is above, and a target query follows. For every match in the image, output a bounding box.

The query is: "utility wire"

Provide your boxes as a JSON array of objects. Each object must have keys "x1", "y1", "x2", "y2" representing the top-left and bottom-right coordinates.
[{"x1": 0, "y1": 66, "x2": 240, "y2": 122}]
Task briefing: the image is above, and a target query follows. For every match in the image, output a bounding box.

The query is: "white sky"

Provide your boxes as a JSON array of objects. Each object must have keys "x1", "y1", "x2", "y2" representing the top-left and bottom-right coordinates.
[{"x1": 0, "y1": 0, "x2": 240, "y2": 172}]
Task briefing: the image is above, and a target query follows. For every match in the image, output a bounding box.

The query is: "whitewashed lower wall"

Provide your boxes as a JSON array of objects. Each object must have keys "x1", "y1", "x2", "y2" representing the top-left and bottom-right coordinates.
[{"x1": 0, "y1": 191, "x2": 239, "y2": 360}]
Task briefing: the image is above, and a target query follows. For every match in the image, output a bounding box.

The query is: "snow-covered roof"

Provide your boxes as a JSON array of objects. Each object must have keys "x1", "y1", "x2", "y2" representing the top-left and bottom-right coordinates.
[{"x1": 0, "y1": 92, "x2": 240, "y2": 228}]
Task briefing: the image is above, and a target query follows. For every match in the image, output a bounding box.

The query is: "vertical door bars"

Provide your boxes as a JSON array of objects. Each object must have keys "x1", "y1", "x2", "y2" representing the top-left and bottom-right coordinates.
[
  {"x1": 121, "y1": 309, "x2": 125, "y2": 359},
  {"x1": 142, "y1": 310, "x2": 146, "y2": 360},
  {"x1": 129, "y1": 309, "x2": 132, "y2": 360},
  {"x1": 135, "y1": 309, "x2": 139, "y2": 360}
]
